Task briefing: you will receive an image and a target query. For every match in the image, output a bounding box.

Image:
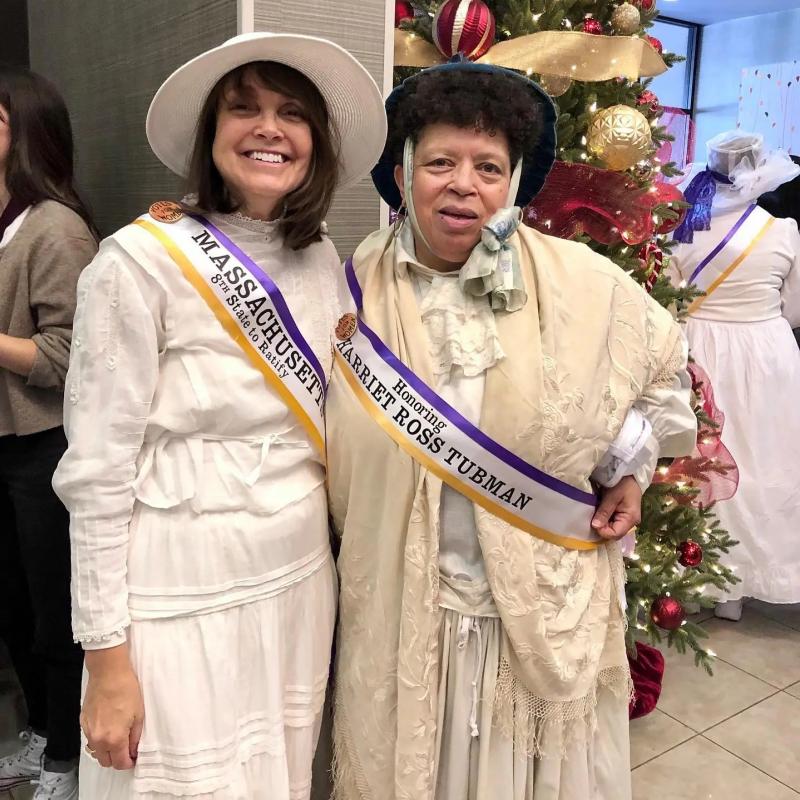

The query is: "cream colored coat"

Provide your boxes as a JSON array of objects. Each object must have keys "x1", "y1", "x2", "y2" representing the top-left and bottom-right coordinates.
[{"x1": 327, "y1": 225, "x2": 691, "y2": 800}]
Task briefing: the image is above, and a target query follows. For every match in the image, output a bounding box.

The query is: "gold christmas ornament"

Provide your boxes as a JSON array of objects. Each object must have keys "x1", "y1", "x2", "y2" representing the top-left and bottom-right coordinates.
[
  {"x1": 538, "y1": 73, "x2": 573, "y2": 97},
  {"x1": 587, "y1": 104, "x2": 653, "y2": 170},
  {"x1": 610, "y1": 2, "x2": 641, "y2": 35}
]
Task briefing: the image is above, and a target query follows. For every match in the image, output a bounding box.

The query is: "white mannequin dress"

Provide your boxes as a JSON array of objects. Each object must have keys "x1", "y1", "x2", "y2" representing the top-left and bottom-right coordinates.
[{"x1": 670, "y1": 193, "x2": 800, "y2": 604}]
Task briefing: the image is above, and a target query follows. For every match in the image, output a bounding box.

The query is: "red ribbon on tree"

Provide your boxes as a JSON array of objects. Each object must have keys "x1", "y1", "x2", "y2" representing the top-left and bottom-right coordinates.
[
  {"x1": 652, "y1": 362, "x2": 740, "y2": 508},
  {"x1": 524, "y1": 160, "x2": 685, "y2": 246}
]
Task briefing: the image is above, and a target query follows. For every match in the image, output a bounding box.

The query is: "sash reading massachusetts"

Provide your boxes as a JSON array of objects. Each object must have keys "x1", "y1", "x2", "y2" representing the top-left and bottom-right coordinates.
[
  {"x1": 688, "y1": 204, "x2": 775, "y2": 315},
  {"x1": 334, "y1": 258, "x2": 603, "y2": 551},
  {"x1": 135, "y1": 202, "x2": 326, "y2": 457}
]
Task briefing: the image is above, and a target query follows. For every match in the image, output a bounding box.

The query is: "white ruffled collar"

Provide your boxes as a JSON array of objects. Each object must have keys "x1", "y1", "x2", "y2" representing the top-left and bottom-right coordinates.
[
  {"x1": 219, "y1": 209, "x2": 283, "y2": 234},
  {"x1": 396, "y1": 223, "x2": 505, "y2": 378}
]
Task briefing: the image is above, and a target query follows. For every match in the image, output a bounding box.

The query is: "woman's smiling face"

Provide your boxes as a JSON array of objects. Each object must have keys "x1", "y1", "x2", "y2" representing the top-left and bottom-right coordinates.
[
  {"x1": 395, "y1": 122, "x2": 512, "y2": 271},
  {"x1": 212, "y1": 68, "x2": 313, "y2": 220}
]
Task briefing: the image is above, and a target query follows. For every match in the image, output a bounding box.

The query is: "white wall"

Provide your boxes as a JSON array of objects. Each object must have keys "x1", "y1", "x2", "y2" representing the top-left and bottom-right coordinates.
[{"x1": 694, "y1": 8, "x2": 800, "y2": 154}]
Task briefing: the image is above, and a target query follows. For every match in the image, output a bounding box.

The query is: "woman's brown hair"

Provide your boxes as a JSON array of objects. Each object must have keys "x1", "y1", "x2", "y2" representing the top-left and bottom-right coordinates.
[
  {"x1": 186, "y1": 61, "x2": 340, "y2": 250},
  {"x1": 0, "y1": 66, "x2": 98, "y2": 238}
]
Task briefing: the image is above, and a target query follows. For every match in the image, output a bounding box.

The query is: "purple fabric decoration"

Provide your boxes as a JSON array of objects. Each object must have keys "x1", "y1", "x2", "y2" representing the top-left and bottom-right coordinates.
[{"x1": 673, "y1": 168, "x2": 733, "y2": 244}]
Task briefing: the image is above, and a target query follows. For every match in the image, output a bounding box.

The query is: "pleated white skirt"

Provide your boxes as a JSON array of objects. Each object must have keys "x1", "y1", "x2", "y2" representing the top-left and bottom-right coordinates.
[
  {"x1": 78, "y1": 556, "x2": 337, "y2": 800},
  {"x1": 687, "y1": 315, "x2": 800, "y2": 603}
]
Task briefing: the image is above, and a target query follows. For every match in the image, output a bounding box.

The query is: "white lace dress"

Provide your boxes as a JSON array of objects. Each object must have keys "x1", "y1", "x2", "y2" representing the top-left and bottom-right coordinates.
[
  {"x1": 398, "y1": 224, "x2": 690, "y2": 799},
  {"x1": 53, "y1": 212, "x2": 342, "y2": 800}
]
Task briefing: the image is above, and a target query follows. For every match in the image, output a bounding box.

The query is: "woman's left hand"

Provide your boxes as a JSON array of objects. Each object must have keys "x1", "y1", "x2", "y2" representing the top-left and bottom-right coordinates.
[{"x1": 591, "y1": 475, "x2": 642, "y2": 541}]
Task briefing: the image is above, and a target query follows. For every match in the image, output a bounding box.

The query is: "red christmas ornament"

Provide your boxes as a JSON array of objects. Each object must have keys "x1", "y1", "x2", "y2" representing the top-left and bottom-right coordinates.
[
  {"x1": 580, "y1": 18, "x2": 604, "y2": 35},
  {"x1": 650, "y1": 596, "x2": 685, "y2": 630},
  {"x1": 637, "y1": 89, "x2": 660, "y2": 112},
  {"x1": 645, "y1": 34, "x2": 663, "y2": 54},
  {"x1": 433, "y1": 0, "x2": 496, "y2": 61},
  {"x1": 650, "y1": 182, "x2": 687, "y2": 234},
  {"x1": 678, "y1": 540, "x2": 704, "y2": 568},
  {"x1": 395, "y1": 0, "x2": 414, "y2": 26},
  {"x1": 633, "y1": 0, "x2": 655, "y2": 9}
]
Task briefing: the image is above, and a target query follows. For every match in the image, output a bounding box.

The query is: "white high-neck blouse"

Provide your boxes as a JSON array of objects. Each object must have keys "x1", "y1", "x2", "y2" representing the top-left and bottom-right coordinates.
[{"x1": 54, "y1": 211, "x2": 344, "y2": 648}]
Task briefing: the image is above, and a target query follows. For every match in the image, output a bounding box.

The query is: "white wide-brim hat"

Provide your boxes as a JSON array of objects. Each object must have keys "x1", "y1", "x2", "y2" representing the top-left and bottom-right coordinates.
[{"x1": 146, "y1": 32, "x2": 387, "y2": 190}]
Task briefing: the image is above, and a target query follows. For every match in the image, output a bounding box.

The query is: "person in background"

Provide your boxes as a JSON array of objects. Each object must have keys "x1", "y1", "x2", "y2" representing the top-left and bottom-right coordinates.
[
  {"x1": 52, "y1": 33, "x2": 385, "y2": 800},
  {"x1": 670, "y1": 131, "x2": 800, "y2": 620},
  {"x1": 0, "y1": 66, "x2": 98, "y2": 800}
]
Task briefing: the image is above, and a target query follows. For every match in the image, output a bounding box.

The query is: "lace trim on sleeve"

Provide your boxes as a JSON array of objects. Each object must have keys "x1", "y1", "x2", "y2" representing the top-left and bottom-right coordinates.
[{"x1": 74, "y1": 625, "x2": 128, "y2": 645}]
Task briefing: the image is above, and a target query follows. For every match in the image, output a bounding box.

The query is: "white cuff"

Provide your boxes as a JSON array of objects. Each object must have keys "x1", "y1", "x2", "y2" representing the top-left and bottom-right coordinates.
[
  {"x1": 592, "y1": 408, "x2": 654, "y2": 488},
  {"x1": 76, "y1": 627, "x2": 129, "y2": 651}
]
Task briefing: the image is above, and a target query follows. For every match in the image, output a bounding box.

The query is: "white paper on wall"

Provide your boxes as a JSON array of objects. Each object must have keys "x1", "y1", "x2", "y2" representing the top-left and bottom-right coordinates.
[{"x1": 738, "y1": 61, "x2": 800, "y2": 155}]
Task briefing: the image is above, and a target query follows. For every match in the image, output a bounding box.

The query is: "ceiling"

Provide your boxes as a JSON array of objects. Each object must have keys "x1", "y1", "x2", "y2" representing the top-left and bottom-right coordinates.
[{"x1": 658, "y1": 0, "x2": 800, "y2": 25}]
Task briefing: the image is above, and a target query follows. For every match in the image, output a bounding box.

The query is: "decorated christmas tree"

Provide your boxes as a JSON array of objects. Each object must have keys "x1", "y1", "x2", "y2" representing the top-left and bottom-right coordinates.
[{"x1": 392, "y1": 0, "x2": 739, "y2": 673}]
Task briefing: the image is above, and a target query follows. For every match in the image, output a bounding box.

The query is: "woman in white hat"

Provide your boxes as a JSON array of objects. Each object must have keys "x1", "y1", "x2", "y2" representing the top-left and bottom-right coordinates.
[
  {"x1": 52, "y1": 32, "x2": 385, "y2": 800},
  {"x1": 670, "y1": 132, "x2": 800, "y2": 621}
]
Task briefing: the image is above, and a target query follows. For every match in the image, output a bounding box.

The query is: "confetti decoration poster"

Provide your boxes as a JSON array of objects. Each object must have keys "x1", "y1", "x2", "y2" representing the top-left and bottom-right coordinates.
[{"x1": 738, "y1": 61, "x2": 800, "y2": 154}]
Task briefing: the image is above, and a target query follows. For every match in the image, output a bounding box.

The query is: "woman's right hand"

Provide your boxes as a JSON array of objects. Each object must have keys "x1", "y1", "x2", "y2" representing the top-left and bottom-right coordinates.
[{"x1": 81, "y1": 644, "x2": 145, "y2": 770}]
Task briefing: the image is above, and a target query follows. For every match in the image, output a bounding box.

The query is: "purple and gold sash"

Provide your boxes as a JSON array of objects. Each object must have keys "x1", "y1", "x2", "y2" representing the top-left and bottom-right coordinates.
[
  {"x1": 135, "y1": 206, "x2": 326, "y2": 456},
  {"x1": 333, "y1": 259, "x2": 602, "y2": 551},
  {"x1": 687, "y1": 204, "x2": 775, "y2": 315}
]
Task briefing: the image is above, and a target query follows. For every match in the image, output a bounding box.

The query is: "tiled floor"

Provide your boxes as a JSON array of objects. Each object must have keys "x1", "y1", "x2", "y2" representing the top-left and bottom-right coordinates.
[
  {"x1": 2, "y1": 603, "x2": 799, "y2": 799},
  {"x1": 631, "y1": 601, "x2": 800, "y2": 799}
]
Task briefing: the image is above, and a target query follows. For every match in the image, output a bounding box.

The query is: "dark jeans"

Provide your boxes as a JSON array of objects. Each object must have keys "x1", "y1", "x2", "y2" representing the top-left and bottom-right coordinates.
[{"x1": 0, "y1": 427, "x2": 83, "y2": 761}]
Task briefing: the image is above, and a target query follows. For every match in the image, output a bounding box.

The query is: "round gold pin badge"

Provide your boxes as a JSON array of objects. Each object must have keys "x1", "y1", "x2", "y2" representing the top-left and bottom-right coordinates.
[
  {"x1": 335, "y1": 313, "x2": 358, "y2": 341},
  {"x1": 148, "y1": 200, "x2": 184, "y2": 223}
]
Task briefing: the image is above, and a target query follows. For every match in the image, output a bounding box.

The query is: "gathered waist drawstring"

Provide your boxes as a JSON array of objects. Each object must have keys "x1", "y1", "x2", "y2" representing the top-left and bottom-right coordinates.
[{"x1": 457, "y1": 615, "x2": 484, "y2": 738}]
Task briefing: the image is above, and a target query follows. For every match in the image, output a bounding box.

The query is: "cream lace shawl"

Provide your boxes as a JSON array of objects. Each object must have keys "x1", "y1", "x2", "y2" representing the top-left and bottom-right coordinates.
[{"x1": 327, "y1": 225, "x2": 686, "y2": 800}]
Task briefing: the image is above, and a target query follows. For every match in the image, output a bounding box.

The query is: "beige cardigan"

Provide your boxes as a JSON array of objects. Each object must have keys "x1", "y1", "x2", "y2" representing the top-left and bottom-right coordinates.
[{"x1": 0, "y1": 200, "x2": 97, "y2": 436}]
